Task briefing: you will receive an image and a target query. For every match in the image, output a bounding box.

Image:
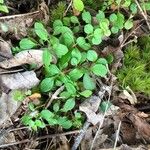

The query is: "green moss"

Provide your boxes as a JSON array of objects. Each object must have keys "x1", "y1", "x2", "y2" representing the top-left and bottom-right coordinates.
[
  {"x1": 50, "y1": 1, "x2": 66, "y2": 24},
  {"x1": 117, "y1": 35, "x2": 150, "y2": 95}
]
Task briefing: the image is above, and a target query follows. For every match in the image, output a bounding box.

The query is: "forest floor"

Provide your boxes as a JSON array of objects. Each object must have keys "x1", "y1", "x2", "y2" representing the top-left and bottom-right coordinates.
[{"x1": 0, "y1": 0, "x2": 150, "y2": 150}]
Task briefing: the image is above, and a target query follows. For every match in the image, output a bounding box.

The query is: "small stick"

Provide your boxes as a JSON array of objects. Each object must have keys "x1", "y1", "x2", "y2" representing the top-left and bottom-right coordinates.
[
  {"x1": 134, "y1": 0, "x2": 150, "y2": 31},
  {"x1": 71, "y1": 121, "x2": 91, "y2": 150},
  {"x1": 113, "y1": 121, "x2": 122, "y2": 149},
  {"x1": 45, "y1": 85, "x2": 65, "y2": 109},
  {"x1": 64, "y1": 0, "x2": 73, "y2": 16},
  {"x1": 0, "y1": 130, "x2": 80, "y2": 148}
]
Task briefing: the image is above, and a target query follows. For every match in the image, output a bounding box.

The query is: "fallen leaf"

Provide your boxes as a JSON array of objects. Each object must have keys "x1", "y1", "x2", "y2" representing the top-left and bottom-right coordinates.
[
  {"x1": 0, "y1": 71, "x2": 40, "y2": 90},
  {"x1": 0, "y1": 50, "x2": 43, "y2": 69},
  {"x1": 79, "y1": 96, "x2": 103, "y2": 125}
]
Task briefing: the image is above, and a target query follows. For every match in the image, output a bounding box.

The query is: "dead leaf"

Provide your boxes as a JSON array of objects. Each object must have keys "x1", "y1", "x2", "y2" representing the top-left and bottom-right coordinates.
[
  {"x1": 0, "y1": 92, "x2": 21, "y2": 126},
  {"x1": 0, "y1": 50, "x2": 43, "y2": 69},
  {"x1": 0, "y1": 2, "x2": 49, "y2": 39},
  {"x1": 79, "y1": 96, "x2": 103, "y2": 125},
  {"x1": 0, "y1": 71, "x2": 40, "y2": 90}
]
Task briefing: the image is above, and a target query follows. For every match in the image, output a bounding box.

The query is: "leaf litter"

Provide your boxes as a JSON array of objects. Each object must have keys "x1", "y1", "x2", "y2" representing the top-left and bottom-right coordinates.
[{"x1": 0, "y1": 0, "x2": 150, "y2": 150}]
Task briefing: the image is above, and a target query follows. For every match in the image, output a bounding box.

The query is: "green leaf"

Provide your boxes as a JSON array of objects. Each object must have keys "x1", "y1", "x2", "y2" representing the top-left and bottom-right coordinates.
[
  {"x1": 99, "y1": 19, "x2": 109, "y2": 30},
  {"x1": 53, "y1": 43, "x2": 68, "y2": 58},
  {"x1": 0, "y1": 4, "x2": 9, "y2": 13},
  {"x1": 87, "y1": 50, "x2": 98, "y2": 62},
  {"x1": 50, "y1": 36, "x2": 59, "y2": 45},
  {"x1": 130, "y1": 3, "x2": 137, "y2": 14},
  {"x1": 122, "y1": 0, "x2": 131, "y2": 7},
  {"x1": 53, "y1": 103, "x2": 60, "y2": 112},
  {"x1": 62, "y1": 98, "x2": 75, "y2": 112},
  {"x1": 91, "y1": 64, "x2": 107, "y2": 77},
  {"x1": 48, "y1": 118, "x2": 58, "y2": 125},
  {"x1": 80, "y1": 90, "x2": 92, "y2": 98},
  {"x1": 73, "y1": 26, "x2": 80, "y2": 33},
  {"x1": 70, "y1": 16, "x2": 79, "y2": 24},
  {"x1": 82, "y1": 10, "x2": 91, "y2": 24},
  {"x1": 142, "y1": 2, "x2": 150, "y2": 11},
  {"x1": 92, "y1": 37, "x2": 102, "y2": 45},
  {"x1": 76, "y1": 37, "x2": 91, "y2": 50},
  {"x1": 35, "y1": 120, "x2": 45, "y2": 128},
  {"x1": 63, "y1": 17, "x2": 71, "y2": 26},
  {"x1": 83, "y1": 73, "x2": 96, "y2": 90},
  {"x1": 116, "y1": 12, "x2": 125, "y2": 29},
  {"x1": 40, "y1": 109, "x2": 55, "y2": 119},
  {"x1": 46, "y1": 64, "x2": 60, "y2": 76},
  {"x1": 60, "y1": 91, "x2": 71, "y2": 99},
  {"x1": 12, "y1": 90, "x2": 25, "y2": 101},
  {"x1": 61, "y1": 32, "x2": 74, "y2": 47},
  {"x1": 34, "y1": 22, "x2": 48, "y2": 41},
  {"x1": 58, "y1": 117, "x2": 72, "y2": 129},
  {"x1": 53, "y1": 19, "x2": 63, "y2": 28},
  {"x1": 19, "y1": 38, "x2": 37, "y2": 50},
  {"x1": 96, "y1": 58, "x2": 108, "y2": 65},
  {"x1": 0, "y1": 0, "x2": 4, "y2": 4},
  {"x1": 40, "y1": 78, "x2": 54, "y2": 92},
  {"x1": 73, "y1": 0, "x2": 84, "y2": 11},
  {"x1": 65, "y1": 83, "x2": 76, "y2": 94},
  {"x1": 71, "y1": 57, "x2": 78, "y2": 66},
  {"x1": 69, "y1": 68, "x2": 83, "y2": 81},
  {"x1": 71, "y1": 48, "x2": 82, "y2": 62},
  {"x1": 109, "y1": 13, "x2": 117, "y2": 22},
  {"x1": 21, "y1": 115, "x2": 32, "y2": 125},
  {"x1": 84, "y1": 24, "x2": 93, "y2": 34},
  {"x1": 111, "y1": 26, "x2": 119, "y2": 34},
  {"x1": 100, "y1": 101, "x2": 112, "y2": 112},
  {"x1": 96, "y1": 10, "x2": 105, "y2": 22},
  {"x1": 43, "y1": 49, "x2": 52, "y2": 68},
  {"x1": 124, "y1": 19, "x2": 133, "y2": 30}
]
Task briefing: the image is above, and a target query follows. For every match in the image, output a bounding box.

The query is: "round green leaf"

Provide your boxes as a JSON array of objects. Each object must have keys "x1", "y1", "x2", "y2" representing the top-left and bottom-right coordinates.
[
  {"x1": 124, "y1": 19, "x2": 133, "y2": 30},
  {"x1": 130, "y1": 3, "x2": 137, "y2": 14},
  {"x1": 92, "y1": 37, "x2": 102, "y2": 45},
  {"x1": 69, "y1": 68, "x2": 83, "y2": 81},
  {"x1": 53, "y1": 43, "x2": 68, "y2": 58},
  {"x1": 84, "y1": 24, "x2": 93, "y2": 34},
  {"x1": 40, "y1": 78, "x2": 54, "y2": 92},
  {"x1": 58, "y1": 117, "x2": 72, "y2": 129},
  {"x1": 70, "y1": 16, "x2": 79, "y2": 24},
  {"x1": 111, "y1": 26, "x2": 119, "y2": 34},
  {"x1": 73, "y1": 0, "x2": 84, "y2": 11},
  {"x1": 71, "y1": 57, "x2": 78, "y2": 66},
  {"x1": 96, "y1": 58, "x2": 108, "y2": 65},
  {"x1": 87, "y1": 50, "x2": 98, "y2": 62},
  {"x1": 46, "y1": 64, "x2": 60, "y2": 76},
  {"x1": 109, "y1": 13, "x2": 117, "y2": 22},
  {"x1": 82, "y1": 10, "x2": 91, "y2": 24},
  {"x1": 40, "y1": 109, "x2": 55, "y2": 120},
  {"x1": 53, "y1": 20, "x2": 63, "y2": 28},
  {"x1": 65, "y1": 83, "x2": 76, "y2": 95},
  {"x1": 96, "y1": 10, "x2": 105, "y2": 22},
  {"x1": 19, "y1": 38, "x2": 37, "y2": 50},
  {"x1": 91, "y1": 64, "x2": 107, "y2": 77},
  {"x1": 53, "y1": 103, "x2": 60, "y2": 112}
]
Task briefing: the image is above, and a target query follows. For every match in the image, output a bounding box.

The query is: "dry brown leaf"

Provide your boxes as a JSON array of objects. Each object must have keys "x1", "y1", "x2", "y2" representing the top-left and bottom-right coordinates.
[
  {"x1": 0, "y1": 2, "x2": 49, "y2": 39},
  {"x1": 0, "y1": 50, "x2": 43, "y2": 69},
  {"x1": 0, "y1": 71, "x2": 40, "y2": 90},
  {"x1": 79, "y1": 96, "x2": 103, "y2": 125}
]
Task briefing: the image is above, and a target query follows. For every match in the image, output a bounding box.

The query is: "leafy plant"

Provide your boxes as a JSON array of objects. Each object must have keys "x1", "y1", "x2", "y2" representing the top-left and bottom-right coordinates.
[{"x1": 16, "y1": 1, "x2": 146, "y2": 130}]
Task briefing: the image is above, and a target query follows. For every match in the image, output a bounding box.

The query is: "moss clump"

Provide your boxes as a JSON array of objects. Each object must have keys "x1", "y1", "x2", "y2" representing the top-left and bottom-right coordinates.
[
  {"x1": 50, "y1": 1, "x2": 66, "y2": 24},
  {"x1": 117, "y1": 36, "x2": 150, "y2": 95}
]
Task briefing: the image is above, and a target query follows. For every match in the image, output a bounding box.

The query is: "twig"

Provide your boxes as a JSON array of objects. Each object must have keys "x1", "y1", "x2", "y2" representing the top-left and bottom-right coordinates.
[
  {"x1": 113, "y1": 121, "x2": 122, "y2": 149},
  {"x1": 72, "y1": 84, "x2": 108, "y2": 150},
  {"x1": 64, "y1": 0, "x2": 73, "y2": 16},
  {"x1": 71, "y1": 121, "x2": 91, "y2": 150},
  {"x1": 0, "y1": 69, "x2": 24, "y2": 75},
  {"x1": 0, "y1": 130, "x2": 80, "y2": 148},
  {"x1": 45, "y1": 85, "x2": 65, "y2": 109},
  {"x1": 90, "y1": 83, "x2": 112, "y2": 150},
  {"x1": 134, "y1": 0, "x2": 150, "y2": 31}
]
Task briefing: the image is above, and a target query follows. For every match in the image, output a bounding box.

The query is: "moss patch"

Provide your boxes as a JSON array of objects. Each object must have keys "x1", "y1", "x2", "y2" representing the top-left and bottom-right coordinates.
[{"x1": 117, "y1": 35, "x2": 150, "y2": 95}]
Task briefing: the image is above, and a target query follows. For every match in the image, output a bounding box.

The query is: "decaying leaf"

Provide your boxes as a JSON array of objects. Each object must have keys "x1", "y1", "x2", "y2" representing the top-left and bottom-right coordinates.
[
  {"x1": 0, "y1": 71, "x2": 40, "y2": 90},
  {"x1": 0, "y1": 50, "x2": 43, "y2": 69},
  {"x1": 0, "y1": 2, "x2": 49, "y2": 39},
  {"x1": 79, "y1": 96, "x2": 103, "y2": 125},
  {"x1": 0, "y1": 92, "x2": 21, "y2": 126}
]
